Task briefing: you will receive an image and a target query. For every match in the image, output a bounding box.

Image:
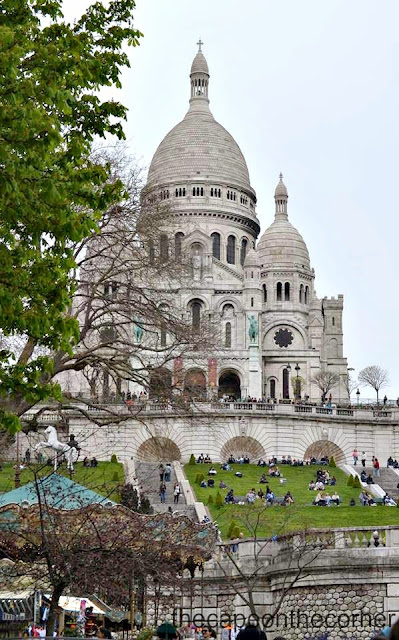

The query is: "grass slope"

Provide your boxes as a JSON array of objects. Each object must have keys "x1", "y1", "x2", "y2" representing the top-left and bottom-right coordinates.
[
  {"x1": 184, "y1": 463, "x2": 399, "y2": 539},
  {"x1": 0, "y1": 461, "x2": 124, "y2": 501}
]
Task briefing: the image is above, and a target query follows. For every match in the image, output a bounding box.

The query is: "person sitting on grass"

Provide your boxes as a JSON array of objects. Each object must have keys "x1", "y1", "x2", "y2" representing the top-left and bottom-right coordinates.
[
  {"x1": 208, "y1": 466, "x2": 217, "y2": 475},
  {"x1": 366, "y1": 474, "x2": 374, "y2": 484},
  {"x1": 220, "y1": 463, "x2": 230, "y2": 471},
  {"x1": 225, "y1": 489, "x2": 235, "y2": 504},
  {"x1": 204, "y1": 454, "x2": 212, "y2": 463},
  {"x1": 246, "y1": 489, "x2": 256, "y2": 504},
  {"x1": 219, "y1": 480, "x2": 227, "y2": 489},
  {"x1": 207, "y1": 478, "x2": 215, "y2": 488},
  {"x1": 331, "y1": 491, "x2": 340, "y2": 505},
  {"x1": 266, "y1": 487, "x2": 274, "y2": 503},
  {"x1": 308, "y1": 480, "x2": 315, "y2": 490},
  {"x1": 330, "y1": 476, "x2": 337, "y2": 486},
  {"x1": 258, "y1": 488, "x2": 264, "y2": 499},
  {"x1": 235, "y1": 471, "x2": 243, "y2": 478},
  {"x1": 324, "y1": 492, "x2": 332, "y2": 506},
  {"x1": 383, "y1": 493, "x2": 396, "y2": 506},
  {"x1": 315, "y1": 479, "x2": 324, "y2": 491},
  {"x1": 360, "y1": 470, "x2": 367, "y2": 482},
  {"x1": 257, "y1": 459, "x2": 267, "y2": 467},
  {"x1": 259, "y1": 473, "x2": 268, "y2": 483},
  {"x1": 269, "y1": 465, "x2": 281, "y2": 477},
  {"x1": 284, "y1": 491, "x2": 294, "y2": 504}
]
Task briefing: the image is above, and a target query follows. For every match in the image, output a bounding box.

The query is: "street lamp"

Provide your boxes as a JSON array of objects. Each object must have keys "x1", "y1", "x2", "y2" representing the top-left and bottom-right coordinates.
[
  {"x1": 356, "y1": 388, "x2": 360, "y2": 407},
  {"x1": 295, "y1": 363, "x2": 301, "y2": 400}
]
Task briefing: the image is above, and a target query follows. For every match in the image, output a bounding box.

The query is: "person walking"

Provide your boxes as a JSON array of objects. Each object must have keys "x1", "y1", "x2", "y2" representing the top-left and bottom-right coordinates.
[
  {"x1": 383, "y1": 395, "x2": 388, "y2": 406},
  {"x1": 25, "y1": 448, "x2": 31, "y2": 464},
  {"x1": 164, "y1": 462, "x2": 172, "y2": 482},
  {"x1": 159, "y1": 464, "x2": 165, "y2": 482},
  {"x1": 374, "y1": 458, "x2": 380, "y2": 478},
  {"x1": 159, "y1": 481, "x2": 166, "y2": 503},
  {"x1": 173, "y1": 483, "x2": 181, "y2": 504},
  {"x1": 352, "y1": 448, "x2": 358, "y2": 465},
  {"x1": 361, "y1": 451, "x2": 366, "y2": 468}
]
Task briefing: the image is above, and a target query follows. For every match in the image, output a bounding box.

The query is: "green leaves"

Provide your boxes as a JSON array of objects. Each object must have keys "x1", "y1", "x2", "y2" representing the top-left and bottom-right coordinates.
[{"x1": 0, "y1": 0, "x2": 142, "y2": 429}]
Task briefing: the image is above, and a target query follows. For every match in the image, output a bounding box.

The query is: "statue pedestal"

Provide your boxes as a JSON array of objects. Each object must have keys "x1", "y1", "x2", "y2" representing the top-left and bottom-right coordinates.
[{"x1": 248, "y1": 344, "x2": 262, "y2": 399}]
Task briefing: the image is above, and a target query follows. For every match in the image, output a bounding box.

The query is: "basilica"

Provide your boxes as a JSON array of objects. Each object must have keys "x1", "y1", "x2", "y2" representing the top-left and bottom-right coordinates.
[{"x1": 142, "y1": 44, "x2": 348, "y2": 403}]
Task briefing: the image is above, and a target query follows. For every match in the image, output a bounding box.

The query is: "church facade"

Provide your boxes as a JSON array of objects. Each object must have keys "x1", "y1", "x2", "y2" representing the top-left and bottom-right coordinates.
[{"x1": 142, "y1": 45, "x2": 348, "y2": 403}]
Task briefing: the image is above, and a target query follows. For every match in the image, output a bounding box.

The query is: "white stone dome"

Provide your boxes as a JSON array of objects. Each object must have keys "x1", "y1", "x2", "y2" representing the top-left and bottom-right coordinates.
[
  {"x1": 257, "y1": 218, "x2": 310, "y2": 269},
  {"x1": 147, "y1": 105, "x2": 251, "y2": 190},
  {"x1": 146, "y1": 47, "x2": 253, "y2": 194}
]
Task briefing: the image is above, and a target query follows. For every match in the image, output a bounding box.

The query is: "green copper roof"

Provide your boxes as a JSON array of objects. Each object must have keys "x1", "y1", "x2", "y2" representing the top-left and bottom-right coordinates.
[{"x1": 0, "y1": 474, "x2": 116, "y2": 510}]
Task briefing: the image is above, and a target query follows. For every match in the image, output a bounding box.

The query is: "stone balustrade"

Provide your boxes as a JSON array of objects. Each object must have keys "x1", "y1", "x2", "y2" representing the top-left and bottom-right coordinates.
[{"x1": 22, "y1": 400, "x2": 398, "y2": 422}]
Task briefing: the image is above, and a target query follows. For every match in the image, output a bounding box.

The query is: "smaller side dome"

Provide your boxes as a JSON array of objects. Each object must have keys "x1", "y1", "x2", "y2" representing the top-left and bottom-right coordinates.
[
  {"x1": 244, "y1": 247, "x2": 258, "y2": 267},
  {"x1": 275, "y1": 172, "x2": 288, "y2": 198}
]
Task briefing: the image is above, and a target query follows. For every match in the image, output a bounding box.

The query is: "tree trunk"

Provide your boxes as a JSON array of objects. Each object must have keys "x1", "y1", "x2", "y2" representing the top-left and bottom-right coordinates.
[{"x1": 47, "y1": 583, "x2": 65, "y2": 636}]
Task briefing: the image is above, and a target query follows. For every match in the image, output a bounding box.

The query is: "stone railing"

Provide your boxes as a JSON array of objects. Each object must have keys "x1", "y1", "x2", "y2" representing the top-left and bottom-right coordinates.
[
  {"x1": 22, "y1": 400, "x2": 399, "y2": 422},
  {"x1": 219, "y1": 526, "x2": 399, "y2": 562}
]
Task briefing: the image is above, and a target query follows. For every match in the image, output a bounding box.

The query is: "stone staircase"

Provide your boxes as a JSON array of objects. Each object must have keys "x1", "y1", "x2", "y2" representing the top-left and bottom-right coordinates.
[
  {"x1": 134, "y1": 461, "x2": 196, "y2": 518},
  {"x1": 363, "y1": 467, "x2": 399, "y2": 499}
]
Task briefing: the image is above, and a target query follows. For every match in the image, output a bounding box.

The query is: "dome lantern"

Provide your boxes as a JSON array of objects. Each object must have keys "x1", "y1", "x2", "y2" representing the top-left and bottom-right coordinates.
[
  {"x1": 275, "y1": 172, "x2": 288, "y2": 219},
  {"x1": 190, "y1": 39, "x2": 210, "y2": 103}
]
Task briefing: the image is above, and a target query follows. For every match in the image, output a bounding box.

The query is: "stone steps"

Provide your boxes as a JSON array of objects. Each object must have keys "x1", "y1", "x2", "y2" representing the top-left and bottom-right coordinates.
[
  {"x1": 363, "y1": 467, "x2": 399, "y2": 498},
  {"x1": 135, "y1": 461, "x2": 197, "y2": 519}
]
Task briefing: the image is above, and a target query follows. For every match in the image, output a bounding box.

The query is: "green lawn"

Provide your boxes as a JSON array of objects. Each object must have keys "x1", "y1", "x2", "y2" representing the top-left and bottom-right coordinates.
[
  {"x1": 0, "y1": 461, "x2": 125, "y2": 501},
  {"x1": 184, "y1": 462, "x2": 399, "y2": 539}
]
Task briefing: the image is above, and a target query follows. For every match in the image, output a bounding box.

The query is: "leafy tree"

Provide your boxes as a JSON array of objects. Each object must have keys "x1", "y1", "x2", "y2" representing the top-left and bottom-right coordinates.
[
  {"x1": 0, "y1": 0, "x2": 142, "y2": 433},
  {"x1": 189, "y1": 454, "x2": 196, "y2": 465},
  {"x1": 329, "y1": 456, "x2": 336, "y2": 468},
  {"x1": 121, "y1": 483, "x2": 153, "y2": 514},
  {"x1": 347, "y1": 474, "x2": 354, "y2": 487},
  {"x1": 358, "y1": 365, "x2": 389, "y2": 405},
  {"x1": 352, "y1": 475, "x2": 361, "y2": 489}
]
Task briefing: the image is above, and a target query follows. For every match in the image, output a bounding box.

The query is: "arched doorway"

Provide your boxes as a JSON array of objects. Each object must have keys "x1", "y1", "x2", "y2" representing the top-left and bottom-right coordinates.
[
  {"x1": 304, "y1": 440, "x2": 345, "y2": 464},
  {"x1": 218, "y1": 371, "x2": 241, "y2": 400},
  {"x1": 283, "y1": 368, "x2": 290, "y2": 399},
  {"x1": 269, "y1": 379, "x2": 276, "y2": 399},
  {"x1": 220, "y1": 437, "x2": 265, "y2": 462},
  {"x1": 137, "y1": 437, "x2": 181, "y2": 462},
  {"x1": 149, "y1": 368, "x2": 172, "y2": 399},
  {"x1": 184, "y1": 369, "x2": 207, "y2": 400}
]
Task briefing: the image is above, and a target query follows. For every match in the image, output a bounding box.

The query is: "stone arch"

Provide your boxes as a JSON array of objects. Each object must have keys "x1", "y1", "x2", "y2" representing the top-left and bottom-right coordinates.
[
  {"x1": 137, "y1": 437, "x2": 182, "y2": 462},
  {"x1": 304, "y1": 440, "x2": 345, "y2": 464},
  {"x1": 218, "y1": 370, "x2": 241, "y2": 399},
  {"x1": 220, "y1": 436, "x2": 265, "y2": 462},
  {"x1": 184, "y1": 368, "x2": 207, "y2": 400}
]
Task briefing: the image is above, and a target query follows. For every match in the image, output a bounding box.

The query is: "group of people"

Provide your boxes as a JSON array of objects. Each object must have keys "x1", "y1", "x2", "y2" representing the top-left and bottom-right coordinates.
[
  {"x1": 308, "y1": 468, "x2": 337, "y2": 491},
  {"x1": 196, "y1": 454, "x2": 212, "y2": 463},
  {"x1": 82, "y1": 457, "x2": 98, "y2": 467},
  {"x1": 227, "y1": 455, "x2": 250, "y2": 464},
  {"x1": 159, "y1": 463, "x2": 181, "y2": 504},
  {"x1": 314, "y1": 490, "x2": 340, "y2": 506}
]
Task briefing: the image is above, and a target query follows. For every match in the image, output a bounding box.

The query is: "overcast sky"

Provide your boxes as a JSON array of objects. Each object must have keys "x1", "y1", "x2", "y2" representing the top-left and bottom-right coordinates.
[{"x1": 66, "y1": 0, "x2": 398, "y2": 399}]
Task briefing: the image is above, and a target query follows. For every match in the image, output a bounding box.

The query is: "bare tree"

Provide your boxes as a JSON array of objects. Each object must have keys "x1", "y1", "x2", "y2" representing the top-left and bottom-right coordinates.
[
  {"x1": 1, "y1": 143, "x2": 218, "y2": 435},
  {"x1": 342, "y1": 372, "x2": 359, "y2": 402},
  {"x1": 0, "y1": 469, "x2": 217, "y2": 634},
  {"x1": 358, "y1": 365, "x2": 389, "y2": 405},
  {"x1": 310, "y1": 371, "x2": 340, "y2": 402}
]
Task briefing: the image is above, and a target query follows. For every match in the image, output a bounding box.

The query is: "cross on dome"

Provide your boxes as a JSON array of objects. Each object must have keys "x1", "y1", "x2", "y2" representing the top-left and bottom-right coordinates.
[{"x1": 197, "y1": 38, "x2": 204, "y2": 52}]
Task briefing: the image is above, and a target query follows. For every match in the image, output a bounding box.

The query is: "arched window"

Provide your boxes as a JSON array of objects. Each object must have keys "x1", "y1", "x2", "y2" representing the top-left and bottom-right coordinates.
[
  {"x1": 299, "y1": 284, "x2": 304, "y2": 303},
  {"x1": 149, "y1": 241, "x2": 155, "y2": 265},
  {"x1": 227, "y1": 235, "x2": 236, "y2": 264},
  {"x1": 251, "y1": 297, "x2": 254, "y2": 307},
  {"x1": 211, "y1": 232, "x2": 221, "y2": 260},
  {"x1": 263, "y1": 284, "x2": 267, "y2": 302},
  {"x1": 174, "y1": 232, "x2": 184, "y2": 261},
  {"x1": 270, "y1": 379, "x2": 276, "y2": 399},
  {"x1": 192, "y1": 301, "x2": 201, "y2": 331},
  {"x1": 305, "y1": 286, "x2": 309, "y2": 304},
  {"x1": 160, "y1": 234, "x2": 168, "y2": 263},
  {"x1": 284, "y1": 282, "x2": 290, "y2": 301},
  {"x1": 277, "y1": 282, "x2": 282, "y2": 301},
  {"x1": 240, "y1": 238, "x2": 248, "y2": 266},
  {"x1": 225, "y1": 322, "x2": 232, "y2": 348}
]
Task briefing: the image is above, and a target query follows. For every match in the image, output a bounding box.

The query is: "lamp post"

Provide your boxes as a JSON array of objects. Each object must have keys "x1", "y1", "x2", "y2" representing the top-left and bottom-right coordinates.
[
  {"x1": 286, "y1": 363, "x2": 291, "y2": 400},
  {"x1": 356, "y1": 388, "x2": 360, "y2": 407},
  {"x1": 295, "y1": 363, "x2": 301, "y2": 400}
]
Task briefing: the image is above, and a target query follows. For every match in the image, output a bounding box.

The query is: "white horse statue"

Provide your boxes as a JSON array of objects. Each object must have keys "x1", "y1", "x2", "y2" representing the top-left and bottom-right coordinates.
[{"x1": 34, "y1": 426, "x2": 79, "y2": 472}]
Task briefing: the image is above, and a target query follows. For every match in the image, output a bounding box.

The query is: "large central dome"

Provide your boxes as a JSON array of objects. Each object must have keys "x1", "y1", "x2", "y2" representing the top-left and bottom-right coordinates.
[{"x1": 147, "y1": 47, "x2": 254, "y2": 195}]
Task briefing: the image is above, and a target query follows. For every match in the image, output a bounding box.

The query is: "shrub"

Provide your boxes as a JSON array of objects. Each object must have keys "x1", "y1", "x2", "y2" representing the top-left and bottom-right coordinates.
[
  {"x1": 207, "y1": 495, "x2": 214, "y2": 505},
  {"x1": 189, "y1": 453, "x2": 196, "y2": 465},
  {"x1": 227, "y1": 520, "x2": 237, "y2": 538},
  {"x1": 196, "y1": 473, "x2": 204, "y2": 485},
  {"x1": 137, "y1": 628, "x2": 156, "y2": 640},
  {"x1": 231, "y1": 526, "x2": 241, "y2": 539},
  {"x1": 112, "y1": 471, "x2": 119, "y2": 482},
  {"x1": 352, "y1": 475, "x2": 361, "y2": 488},
  {"x1": 215, "y1": 492, "x2": 223, "y2": 508},
  {"x1": 111, "y1": 454, "x2": 118, "y2": 464},
  {"x1": 329, "y1": 456, "x2": 336, "y2": 468},
  {"x1": 347, "y1": 474, "x2": 354, "y2": 487}
]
